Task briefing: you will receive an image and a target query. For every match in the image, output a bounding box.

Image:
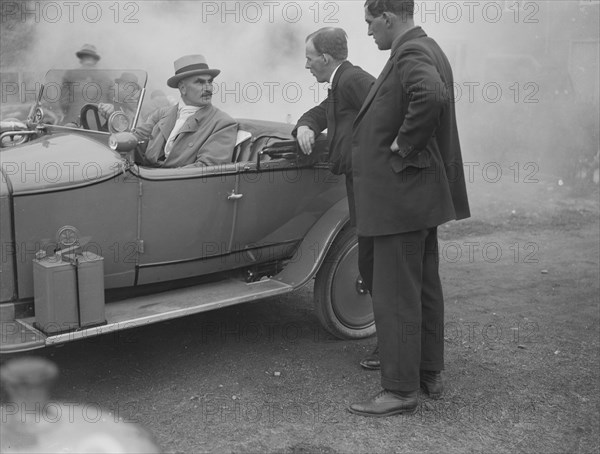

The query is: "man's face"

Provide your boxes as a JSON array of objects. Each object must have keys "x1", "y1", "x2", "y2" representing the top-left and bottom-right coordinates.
[
  {"x1": 365, "y1": 7, "x2": 391, "y2": 50},
  {"x1": 180, "y1": 74, "x2": 214, "y2": 107},
  {"x1": 79, "y1": 56, "x2": 98, "y2": 67},
  {"x1": 305, "y1": 40, "x2": 329, "y2": 83}
]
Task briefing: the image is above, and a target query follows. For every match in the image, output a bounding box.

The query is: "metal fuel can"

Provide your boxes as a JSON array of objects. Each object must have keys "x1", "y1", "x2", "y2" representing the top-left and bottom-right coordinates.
[{"x1": 33, "y1": 251, "x2": 106, "y2": 335}]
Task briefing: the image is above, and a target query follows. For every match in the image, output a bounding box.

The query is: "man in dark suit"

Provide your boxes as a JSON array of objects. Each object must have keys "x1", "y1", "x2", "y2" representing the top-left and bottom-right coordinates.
[
  {"x1": 293, "y1": 28, "x2": 377, "y2": 337},
  {"x1": 348, "y1": 0, "x2": 470, "y2": 417}
]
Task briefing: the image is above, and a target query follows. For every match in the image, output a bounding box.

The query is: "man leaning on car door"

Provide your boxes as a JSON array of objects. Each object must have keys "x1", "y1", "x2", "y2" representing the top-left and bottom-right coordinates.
[{"x1": 292, "y1": 27, "x2": 379, "y2": 369}]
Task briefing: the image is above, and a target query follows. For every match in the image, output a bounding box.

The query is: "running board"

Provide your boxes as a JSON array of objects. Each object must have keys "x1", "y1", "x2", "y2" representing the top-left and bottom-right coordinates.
[{"x1": 1, "y1": 278, "x2": 293, "y2": 353}]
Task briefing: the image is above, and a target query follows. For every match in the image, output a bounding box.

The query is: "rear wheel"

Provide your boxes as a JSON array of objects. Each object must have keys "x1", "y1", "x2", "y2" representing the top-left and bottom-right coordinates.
[{"x1": 314, "y1": 228, "x2": 376, "y2": 339}]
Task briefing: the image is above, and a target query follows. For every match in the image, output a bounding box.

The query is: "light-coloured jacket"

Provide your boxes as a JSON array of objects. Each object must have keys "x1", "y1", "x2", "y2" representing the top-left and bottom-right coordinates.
[{"x1": 135, "y1": 104, "x2": 237, "y2": 167}]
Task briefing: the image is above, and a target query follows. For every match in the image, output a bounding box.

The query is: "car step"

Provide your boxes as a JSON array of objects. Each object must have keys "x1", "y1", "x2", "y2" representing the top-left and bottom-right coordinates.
[{"x1": 1, "y1": 278, "x2": 293, "y2": 353}]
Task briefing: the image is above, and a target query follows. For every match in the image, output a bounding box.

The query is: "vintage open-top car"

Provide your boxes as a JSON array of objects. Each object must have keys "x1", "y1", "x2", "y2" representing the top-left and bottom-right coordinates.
[{"x1": 0, "y1": 69, "x2": 375, "y2": 353}]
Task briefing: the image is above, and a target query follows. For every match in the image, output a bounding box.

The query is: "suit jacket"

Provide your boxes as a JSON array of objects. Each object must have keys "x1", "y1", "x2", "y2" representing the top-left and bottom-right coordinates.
[
  {"x1": 293, "y1": 61, "x2": 375, "y2": 175},
  {"x1": 352, "y1": 27, "x2": 470, "y2": 236},
  {"x1": 135, "y1": 104, "x2": 237, "y2": 167}
]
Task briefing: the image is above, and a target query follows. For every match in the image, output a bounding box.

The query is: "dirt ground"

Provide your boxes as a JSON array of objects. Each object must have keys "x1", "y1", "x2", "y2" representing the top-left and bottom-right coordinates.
[{"x1": 2, "y1": 174, "x2": 599, "y2": 454}]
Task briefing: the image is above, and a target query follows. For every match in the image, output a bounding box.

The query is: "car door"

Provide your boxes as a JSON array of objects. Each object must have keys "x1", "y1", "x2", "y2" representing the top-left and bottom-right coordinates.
[
  {"x1": 133, "y1": 164, "x2": 239, "y2": 285},
  {"x1": 231, "y1": 150, "x2": 346, "y2": 268}
]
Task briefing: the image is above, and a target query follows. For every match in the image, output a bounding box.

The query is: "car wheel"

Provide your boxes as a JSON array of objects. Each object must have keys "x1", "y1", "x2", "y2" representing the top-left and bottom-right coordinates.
[{"x1": 314, "y1": 227, "x2": 376, "y2": 339}]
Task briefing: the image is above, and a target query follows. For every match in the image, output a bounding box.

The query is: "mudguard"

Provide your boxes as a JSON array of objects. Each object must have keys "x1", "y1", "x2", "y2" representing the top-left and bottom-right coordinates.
[{"x1": 273, "y1": 197, "x2": 350, "y2": 288}]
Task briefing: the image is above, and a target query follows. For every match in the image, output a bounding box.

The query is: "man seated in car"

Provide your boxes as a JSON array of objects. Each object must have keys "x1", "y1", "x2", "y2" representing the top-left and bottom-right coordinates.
[{"x1": 133, "y1": 54, "x2": 237, "y2": 168}]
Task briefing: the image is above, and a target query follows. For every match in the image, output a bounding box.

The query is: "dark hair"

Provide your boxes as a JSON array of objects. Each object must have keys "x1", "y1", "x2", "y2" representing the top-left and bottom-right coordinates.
[
  {"x1": 306, "y1": 27, "x2": 348, "y2": 61},
  {"x1": 364, "y1": 0, "x2": 415, "y2": 18}
]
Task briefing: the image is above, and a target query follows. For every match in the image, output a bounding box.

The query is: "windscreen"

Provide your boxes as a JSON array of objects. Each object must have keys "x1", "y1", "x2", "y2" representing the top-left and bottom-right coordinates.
[{"x1": 41, "y1": 69, "x2": 148, "y2": 127}]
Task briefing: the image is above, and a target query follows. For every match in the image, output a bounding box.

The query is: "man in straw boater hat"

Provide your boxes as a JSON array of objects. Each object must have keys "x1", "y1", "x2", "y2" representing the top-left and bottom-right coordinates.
[{"x1": 134, "y1": 54, "x2": 237, "y2": 168}]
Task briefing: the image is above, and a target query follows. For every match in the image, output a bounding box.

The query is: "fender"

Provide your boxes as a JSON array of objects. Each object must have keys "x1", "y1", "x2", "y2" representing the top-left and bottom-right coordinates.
[{"x1": 273, "y1": 197, "x2": 350, "y2": 289}]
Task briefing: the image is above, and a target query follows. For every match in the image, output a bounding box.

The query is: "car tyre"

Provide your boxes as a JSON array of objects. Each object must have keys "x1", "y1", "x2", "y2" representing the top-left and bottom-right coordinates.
[{"x1": 314, "y1": 227, "x2": 376, "y2": 339}]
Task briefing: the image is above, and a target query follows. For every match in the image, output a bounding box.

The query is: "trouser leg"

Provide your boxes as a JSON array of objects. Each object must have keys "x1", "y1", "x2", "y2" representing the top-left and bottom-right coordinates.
[
  {"x1": 358, "y1": 235, "x2": 374, "y2": 294},
  {"x1": 345, "y1": 173, "x2": 374, "y2": 295},
  {"x1": 372, "y1": 230, "x2": 430, "y2": 392},
  {"x1": 420, "y1": 227, "x2": 444, "y2": 371}
]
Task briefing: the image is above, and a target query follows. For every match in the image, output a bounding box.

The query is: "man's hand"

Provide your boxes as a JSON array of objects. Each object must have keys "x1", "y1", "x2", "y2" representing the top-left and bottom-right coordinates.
[
  {"x1": 296, "y1": 125, "x2": 315, "y2": 155},
  {"x1": 98, "y1": 103, "x2": 115, "y2": 119},
  {"x1": 390, "y1": 137, "x2": 400, "y2": 153}
]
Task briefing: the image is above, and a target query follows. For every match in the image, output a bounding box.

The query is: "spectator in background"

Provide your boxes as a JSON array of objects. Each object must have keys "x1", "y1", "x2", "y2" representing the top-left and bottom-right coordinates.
[
  {"x1": 99, "y1": 72, "x2": 149, "y2": 125},
  {"x1": 60, "y1": 44, "x2": 111, "y2": 125}
]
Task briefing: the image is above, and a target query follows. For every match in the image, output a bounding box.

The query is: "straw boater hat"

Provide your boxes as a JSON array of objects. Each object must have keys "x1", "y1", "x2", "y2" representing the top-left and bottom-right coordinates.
[
  {"x1": 167, "y1": 55, "x2": 221, "y2": 88},
  {"x1": 76, "y1": 44, "x2": 101, "y2": 61}
]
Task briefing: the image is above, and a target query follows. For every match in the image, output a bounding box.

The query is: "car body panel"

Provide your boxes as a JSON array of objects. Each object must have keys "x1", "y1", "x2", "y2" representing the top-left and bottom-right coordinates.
[
  {"x1": 12, "y1": 176, "x2": 139, "y2": 298},
  {"x1": 0, "y1": 198, "x2": 351, "y2": 354},
  {"x1": 135, "y1": 166, "x2": 238, "y2": 284},
  {"x1": 0, "y1": 70, "x2": 366, "y2": 353},
  {"x1": 0, "y1": 174, "x2": 16, "y2": 302},
  {"x1": 0, "y1": 134, "x2": 124, "y2": 194},
  {"x1": 233, "y1": 165, "x2": 344, "y2": 250}
]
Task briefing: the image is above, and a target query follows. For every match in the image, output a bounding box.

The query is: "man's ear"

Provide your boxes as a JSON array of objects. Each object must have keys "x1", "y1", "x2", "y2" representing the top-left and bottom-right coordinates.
[{"x1": 382, "y1": 11, "x2": 395, "y2": 27}]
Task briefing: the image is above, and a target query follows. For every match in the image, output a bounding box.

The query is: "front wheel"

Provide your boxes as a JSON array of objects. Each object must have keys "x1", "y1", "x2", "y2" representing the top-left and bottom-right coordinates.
[{"x1": 314, "y1": 228, "x2": 376, "y2": 339}]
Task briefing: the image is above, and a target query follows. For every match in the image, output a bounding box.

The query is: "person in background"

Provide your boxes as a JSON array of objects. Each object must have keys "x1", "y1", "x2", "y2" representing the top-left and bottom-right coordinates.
[
  {"x1": 99, "y1": 72, "x2": 148, "y2": 125},
  {"x1": 60, "y1": 44, "x2": 111, "y2": 125},
  {"x1": 144, "y1": 89, "x2": 173, "y2": 111}
]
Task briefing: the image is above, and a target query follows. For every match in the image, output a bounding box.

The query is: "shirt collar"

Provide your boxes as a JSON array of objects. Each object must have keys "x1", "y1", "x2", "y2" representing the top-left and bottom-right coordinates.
[
  {"x1": 391, "y1": 26, "x2": 418, "y2": 51},
  {"x1": 178, "y1": 99, "x2": 202, "y2": 112},
  {"x1": 325, "y1": 63, "x2": 343, "y2": 89}
]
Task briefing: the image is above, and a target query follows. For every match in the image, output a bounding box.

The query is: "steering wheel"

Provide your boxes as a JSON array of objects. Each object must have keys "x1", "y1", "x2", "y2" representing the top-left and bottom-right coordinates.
[{"x1": 80, "y1": 103, "x2": 108, "y2": 131}]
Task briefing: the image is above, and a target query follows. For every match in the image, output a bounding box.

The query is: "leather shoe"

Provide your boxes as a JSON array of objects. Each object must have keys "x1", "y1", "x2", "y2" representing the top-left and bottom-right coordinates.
[
  {"x1": 348, "y1": 390, "x2": 418, "y2": 417},
  {"x1": 420, "y1": 370, "x2": 443, "y2": 399},
  {"x1": 360, "y1": 346, "x2": 380, "y2": 370}
]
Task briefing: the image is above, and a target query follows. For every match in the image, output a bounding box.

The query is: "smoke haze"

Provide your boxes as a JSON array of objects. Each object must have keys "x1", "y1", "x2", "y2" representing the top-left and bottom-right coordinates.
[{"x1": 1, "y1": 1, "x2": 599, "y2": 182}]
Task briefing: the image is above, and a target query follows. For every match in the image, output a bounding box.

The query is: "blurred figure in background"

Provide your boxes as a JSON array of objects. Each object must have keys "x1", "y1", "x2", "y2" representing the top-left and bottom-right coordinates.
[
  {"x1": 75, "y1": 43, "x2": 101, "y2": 68},
  {"x1": 98, "y1": 72, "x2": 149, "y2": 125},
  {"x1": 144, "y1": 89, "x2": 173, "y2": 111},
  {"x1": 60, "y1": 44, "x2": 111, "y2": 125},
  {"x1": 1, "y1": 357, "x2": 161, "y2": 453}
]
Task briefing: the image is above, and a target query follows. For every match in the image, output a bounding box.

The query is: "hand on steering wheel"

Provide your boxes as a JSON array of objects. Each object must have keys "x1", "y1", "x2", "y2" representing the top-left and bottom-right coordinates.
[
  {"x1": 98, "y1": 103, "x2": 115, "y2": 119},
  {"x1": 80, "y1": 103, "x2": 109, "y2": 132}
]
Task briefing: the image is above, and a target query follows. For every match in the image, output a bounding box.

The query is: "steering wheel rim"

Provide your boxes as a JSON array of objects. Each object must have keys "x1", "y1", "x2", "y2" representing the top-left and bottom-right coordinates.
[{"x1": 80, "y1": 103, "x2": 108, "y2": 131}]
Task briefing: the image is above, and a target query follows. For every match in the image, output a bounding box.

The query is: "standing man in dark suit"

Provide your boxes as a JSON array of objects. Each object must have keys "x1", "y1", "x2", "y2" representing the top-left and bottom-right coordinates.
[
  {"x1": 348, "y1": 0, "x2": 470, "y2": 417},
  {"x1": 293, "y1": 29, "x2": 377, "y2": 343}
]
